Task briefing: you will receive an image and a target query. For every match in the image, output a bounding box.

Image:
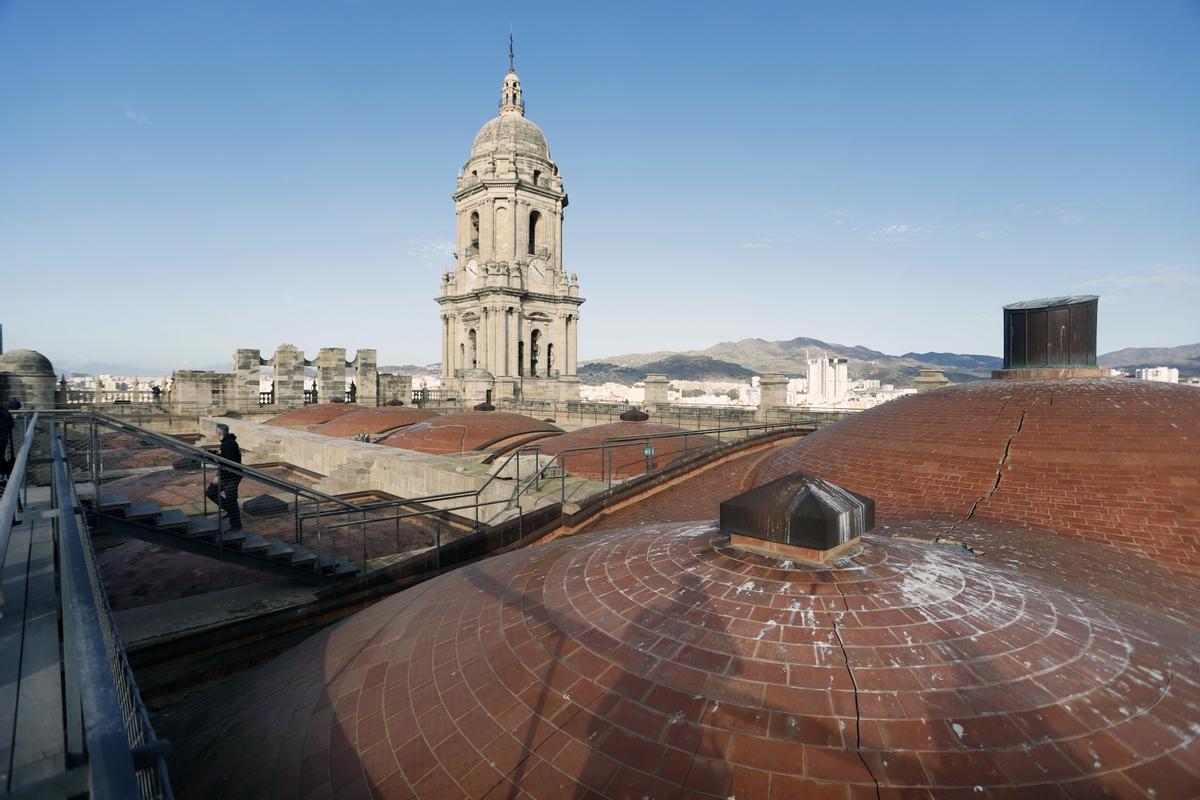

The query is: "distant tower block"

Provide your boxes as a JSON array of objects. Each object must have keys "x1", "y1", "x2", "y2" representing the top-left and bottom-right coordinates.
[
  {"x1": 914, "y1": 368, "x2": 950, "y2": 393},
  {"x1": 643, "y1": 374, "x2": 669, "y2": 411},
  {"x1": 758, "y1": 373, "x2": 789, "y2": 420},
  {"x1": 994, "y1": 295, "x2": 1109, "y2": 379}
]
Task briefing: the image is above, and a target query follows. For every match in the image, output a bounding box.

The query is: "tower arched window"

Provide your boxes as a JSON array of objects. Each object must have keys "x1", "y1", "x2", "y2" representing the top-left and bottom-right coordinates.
[
  {"x1": 468, "y1": 329, "x2": 477, "y2": 369},
  {"x1": 528, "y1": 210, "x2": 541, "y2": 255},
  {"x1": 470, "y1": 211, "x2": 480, "y2": 252},
  {"x1": 530, "y1": 330, "x2": 541, "y2": 377},
  {"x1": 547, "y1": 343, "x2": 554, "y2": 374},
  {"x1": 532, "y1": 169, "x2": 541, "y2": 186}
]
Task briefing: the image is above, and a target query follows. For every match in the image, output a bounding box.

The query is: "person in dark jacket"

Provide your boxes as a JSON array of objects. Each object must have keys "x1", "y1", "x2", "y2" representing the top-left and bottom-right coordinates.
[{"x1": 205, "y1": 423, "x2": 243, "y2": 531}]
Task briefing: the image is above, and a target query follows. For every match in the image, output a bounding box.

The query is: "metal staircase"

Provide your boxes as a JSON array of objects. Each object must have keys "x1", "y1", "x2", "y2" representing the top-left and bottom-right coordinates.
[{"x1": 83, "y1": 493, "x2": 359, "y2": 586}]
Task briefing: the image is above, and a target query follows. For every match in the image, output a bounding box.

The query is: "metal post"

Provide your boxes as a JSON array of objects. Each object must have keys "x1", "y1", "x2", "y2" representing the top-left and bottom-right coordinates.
[{"x1": 435, "y1": 518, "x2": 441, "y2": 571}]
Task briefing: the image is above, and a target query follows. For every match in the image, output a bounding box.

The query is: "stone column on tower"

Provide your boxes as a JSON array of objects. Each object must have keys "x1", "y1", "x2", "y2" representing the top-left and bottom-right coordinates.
[
  {"x1": 234, "y1": 348, "x2": 262, "y2": 412},
  {"x1": 271, "y1": 344, "x2": 305, "y2": 409},
  {"x1": 317, "y1": 348, "x2": 347, "y2": 402},
  {"x1": 353, "y1": 349, "x2": 378, "y2": 406}
]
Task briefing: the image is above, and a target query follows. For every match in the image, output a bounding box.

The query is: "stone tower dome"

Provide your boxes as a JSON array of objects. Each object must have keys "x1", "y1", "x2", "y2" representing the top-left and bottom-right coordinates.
[{"x1": 0, "y1": 348, "x2": 57, "y2": 408}]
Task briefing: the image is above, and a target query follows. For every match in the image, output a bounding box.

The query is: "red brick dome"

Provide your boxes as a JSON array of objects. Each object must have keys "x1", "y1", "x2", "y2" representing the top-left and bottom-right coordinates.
[
  {"x1": 378, "y1": 412, "x2": 561, "y2": 455},
  {"x1": 163, "y1": 521, "x2": 1200, "y2": 798},
  {"x1": 311, "y1": 407, "x2": 441, "y2": 437},
  {"x1": 535, "y1": 422, "x2": 717, "y2": 480},
  {"x1": 265, "y1": 403, "x2": 358, "y2": 428},
  {"x1": 754, "y1": 379, "x2": 1200, "y2": 577}
]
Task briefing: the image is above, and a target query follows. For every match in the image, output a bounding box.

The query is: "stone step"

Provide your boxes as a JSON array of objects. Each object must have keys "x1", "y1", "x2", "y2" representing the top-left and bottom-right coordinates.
[
  {"x1": 94, "y1": 494, "x2": 130, "y2": 514},
  {"x1": 332, "y1": 561, "x2": 360, "y2": 577},
  {"x1": 289, "y1": 549, "x2": 317, "y2": 567},
  {"x1": 218, "y1": 530, "x2": 247, "y2": 546},
  {"x1": 238, "y1": 534, "x2": 271, "y2": 554},
  {"x1": 155, "y1": 509, "x2": 189, "y2": 531},
  {"x1": 186, "y1": 518, "x2": 219, "y2": 539},
  {"x1": 125, "y1": 500, "x2": 161, "y2": 521},
  {"x1": 265, "y1": 542, "x2": 296, "y2": 560}
]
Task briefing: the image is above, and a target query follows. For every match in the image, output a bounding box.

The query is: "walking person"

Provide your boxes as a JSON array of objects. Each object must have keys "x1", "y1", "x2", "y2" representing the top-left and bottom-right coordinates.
[{"x1": 205, "y1": 423, "x2": 243, "y2": 531}]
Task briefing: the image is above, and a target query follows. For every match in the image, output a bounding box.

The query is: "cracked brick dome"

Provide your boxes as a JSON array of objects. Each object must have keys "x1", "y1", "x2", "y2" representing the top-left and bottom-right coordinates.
[
  {"x1": 163, "y1": 520, "x2": 1200, "y2": 799},
  {"x1": 753, "y1": 378, "x2": 1200, "y2": 577}
]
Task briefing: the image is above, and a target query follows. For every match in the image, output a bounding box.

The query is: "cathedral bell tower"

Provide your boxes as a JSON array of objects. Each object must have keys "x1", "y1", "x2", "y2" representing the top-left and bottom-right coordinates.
[{"x1": 437, "y1": 44, "x2": 583, "y2": 404}]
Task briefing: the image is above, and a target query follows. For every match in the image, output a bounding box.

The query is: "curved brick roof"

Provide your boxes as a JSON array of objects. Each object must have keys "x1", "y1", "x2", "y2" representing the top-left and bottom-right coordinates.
[
  {"x1": 163, "y1": 521, "x2": 1200, "y2": 798},
  {"x1": 265, "y1": 404, "x2": 358, "y2": 428},
  {"x1": 535, "y1": 421, "x2": 718, "y2": 480},
  {"x1": 311, "y1": 407, "x2": 441, "y2": 437},
  {"x1": 379, "y1": 412, "x2": 561, "y2": 455},
  {"x1": 754, "y1": 379, "x2": 1200, "y2": 577}
]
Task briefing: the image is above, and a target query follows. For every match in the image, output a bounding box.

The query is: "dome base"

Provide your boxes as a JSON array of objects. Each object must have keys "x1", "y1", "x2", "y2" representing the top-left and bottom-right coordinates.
[{"x1": 991, "y1": 367, "x2": 1110, "y2": 379}]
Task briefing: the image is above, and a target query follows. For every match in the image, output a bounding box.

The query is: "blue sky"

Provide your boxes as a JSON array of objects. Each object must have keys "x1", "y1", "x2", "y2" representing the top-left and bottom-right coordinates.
[{"x1": 2, "y1": 1, "x2": 1197, "y2": 372}]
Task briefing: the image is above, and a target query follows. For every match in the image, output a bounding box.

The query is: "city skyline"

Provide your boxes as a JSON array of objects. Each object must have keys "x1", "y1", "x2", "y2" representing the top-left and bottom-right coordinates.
[{"x1": 2, "y1": 1, "x2": 1198, "y2": 372}]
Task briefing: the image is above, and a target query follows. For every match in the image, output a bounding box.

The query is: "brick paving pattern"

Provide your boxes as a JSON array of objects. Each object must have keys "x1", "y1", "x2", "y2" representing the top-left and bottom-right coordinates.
[
  {"x1": 380, "y1": 412, "x2": 562, "y2": 455},
  {"x1": 535, "y1": 422, "x2": 717, "y2": 480},
  {"x1": 754, "y1": 379, "x2": 1200, "y2": 577},
  {"x1": 161, "y1": 522, "x2": 1200, "y2": 799}
]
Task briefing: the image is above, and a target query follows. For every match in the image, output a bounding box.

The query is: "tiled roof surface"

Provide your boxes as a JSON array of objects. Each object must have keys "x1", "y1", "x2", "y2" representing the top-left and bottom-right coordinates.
[
  {"x1": 379, "y1": 413, "x2": 561, "y2": 455},
  {"x1": 266, "y1": 404, "x2": 359, "y2": 428},
  {"x1": 162, "y1": 521, "x2": 1200, "y2": 799},
  {"x1": 535, "y1": 422, "x2": 718, "y2": 480},
  {"x1": 754, "y1": 379, "x2": 1200, "y2": 577},
  {"x1": 312, "y1": 407, "x2": 441, "y2": 437}
]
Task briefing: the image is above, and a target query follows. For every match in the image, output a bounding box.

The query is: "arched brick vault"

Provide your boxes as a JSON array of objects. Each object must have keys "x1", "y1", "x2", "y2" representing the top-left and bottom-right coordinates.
[
  {"x1": 311, "y1": 407, "x2": 441, "y2": 438},
  {"x1": 162, "y1": 521, "x2": 1200, "y2": 798},
  {"x1": 379, "y1": 413, "x2": 561, "y2": 455},
  {"x1": 753, "y1": 379, "x2": 1200, "y2": 577},
  {"x1": 266, "y1": 403, "x2": 359, "y2": 428}
]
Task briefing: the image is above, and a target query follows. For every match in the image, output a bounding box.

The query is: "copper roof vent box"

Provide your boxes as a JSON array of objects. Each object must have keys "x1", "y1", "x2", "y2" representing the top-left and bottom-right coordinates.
[{"x1": 720, "y1": 473, "x2": 874, "y2": 564}]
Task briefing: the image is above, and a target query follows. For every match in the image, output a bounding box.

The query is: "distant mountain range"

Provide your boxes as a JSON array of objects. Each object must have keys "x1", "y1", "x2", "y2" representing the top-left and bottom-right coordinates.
[
  {"x1": 1098, "y1": 344, "x2": 1200, "y2": 376},
  {"x1": 581, "y1": 337, "x2": 1200, "y2": 385}
]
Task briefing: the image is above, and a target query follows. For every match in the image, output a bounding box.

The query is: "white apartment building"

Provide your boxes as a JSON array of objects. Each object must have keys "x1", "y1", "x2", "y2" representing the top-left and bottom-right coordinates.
[
  {"x1": 807, "y1": 354, "x2": 850, "y2": 404},
  {"x1": 1136, "y1": 366, "x2": 1180, "y2": 383}
]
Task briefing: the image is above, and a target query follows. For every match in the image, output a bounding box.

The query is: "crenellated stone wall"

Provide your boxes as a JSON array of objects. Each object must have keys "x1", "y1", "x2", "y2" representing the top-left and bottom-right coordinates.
[{"x1": 168, "y1": 344, "x2": 408, "y2": 415}]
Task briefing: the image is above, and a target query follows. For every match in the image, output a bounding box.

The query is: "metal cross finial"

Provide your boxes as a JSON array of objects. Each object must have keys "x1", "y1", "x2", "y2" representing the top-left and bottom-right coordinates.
[{"x1": 508, "y1": 27, "x2": 515, "y2": 72}]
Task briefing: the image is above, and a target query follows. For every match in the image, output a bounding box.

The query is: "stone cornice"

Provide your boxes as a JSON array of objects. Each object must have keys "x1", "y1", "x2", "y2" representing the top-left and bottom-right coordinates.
[{"x1": 436, "y1": 288, "x2": 584, "y2": 307}]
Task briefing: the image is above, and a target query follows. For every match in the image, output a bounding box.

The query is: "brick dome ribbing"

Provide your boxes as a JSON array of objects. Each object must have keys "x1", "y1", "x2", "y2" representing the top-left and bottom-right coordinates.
[{"x1": 163, "y1": 521, "x2": 1200, "y2": 798}]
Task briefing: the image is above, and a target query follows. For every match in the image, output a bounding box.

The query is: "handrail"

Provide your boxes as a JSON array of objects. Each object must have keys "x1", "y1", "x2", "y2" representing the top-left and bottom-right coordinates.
[
  {"x1": 309, "y1": 420, "x2": 812, "y2": 534},
  {"x1": 0, "y1": 410, "x2": 38, "y2": 608},
  {"x1": 52, "y1": 424, "x2": 167, "y2": 798},
  {"x1": 87, "y1": 412, "x2": 358, "y2": 511}
]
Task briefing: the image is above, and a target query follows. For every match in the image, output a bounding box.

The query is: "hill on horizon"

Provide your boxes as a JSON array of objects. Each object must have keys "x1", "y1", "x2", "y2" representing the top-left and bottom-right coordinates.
[{"x1": 584, "y1": 336, "x2": 1200, "y2": 384}]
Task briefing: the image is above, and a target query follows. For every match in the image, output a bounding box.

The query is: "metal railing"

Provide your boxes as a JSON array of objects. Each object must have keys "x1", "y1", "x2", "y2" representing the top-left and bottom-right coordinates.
[
  {"x1": 49, "y1": 422, "x2": 173, "y2": 799},
  {"x1": 55, "y1": 411, "x2": 369, "y2": 580},
  {"x1": 317, "y1": 419, "x2": 815, "y2": 551},
  {"x1": 0, "y1": 411, "x2": 37, "y2": 609}
]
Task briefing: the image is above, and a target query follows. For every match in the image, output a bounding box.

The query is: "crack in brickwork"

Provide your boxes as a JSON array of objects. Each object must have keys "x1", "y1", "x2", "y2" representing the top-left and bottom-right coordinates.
[
  {"x1": 832, "y1": 584, "x2": 881, "y2": 800},
  {"x1": 963, "y1": 408, "x2": 1025, "y2": 523}
]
